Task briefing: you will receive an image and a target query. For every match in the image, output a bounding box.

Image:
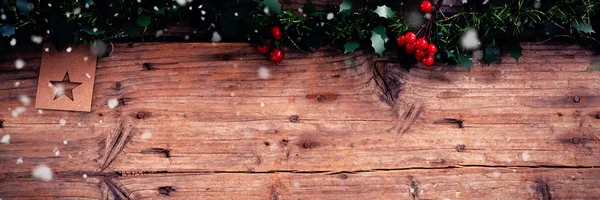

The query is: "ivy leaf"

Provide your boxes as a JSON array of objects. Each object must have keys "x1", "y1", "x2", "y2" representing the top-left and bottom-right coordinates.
[
  {"x1": 344, "y1": 41, "x2": 359, "y2": 54},
  {"x1": 263, "y1": 0, "x2": 282, "y2": 14},
  {"x1": 458, "y1": 52, "x2": 473, "y2": 71},
  {"x1": 0, "y1": 25, "x2": 16, "y2": 37},
  {"x1": 137, "y1": 15, "x2": 151, "y2": 28},
  {"x1": 372, "y1": 5, "x2": 394, "y2": 19},
  {"x1": 82, "y1": 27, "x2": 105, "y2": 36},
  {"x1": 339, "y1": 0, "x2": 352, "y2": 14},
  {"x1": 370, "y1": 25, "x2": 388, "y2": 56},
  {"x1": 572, "y1": 21, "x2": 595, "y2": 34},
  {"x1": 484, "y1": 45, "x2": 500, "y2": 64},
  {"x1": 507, "y1": 42, "x2": 522, "y2": 62}
]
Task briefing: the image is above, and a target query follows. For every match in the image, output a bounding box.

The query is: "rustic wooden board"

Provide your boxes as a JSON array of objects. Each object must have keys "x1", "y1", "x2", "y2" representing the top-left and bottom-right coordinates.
[
  {"x1": 112, "y1": 168, "x2": 600, "y2": 199},
  {"x1": 1, "y1": 40, "x2": 600, "y2": 199}
]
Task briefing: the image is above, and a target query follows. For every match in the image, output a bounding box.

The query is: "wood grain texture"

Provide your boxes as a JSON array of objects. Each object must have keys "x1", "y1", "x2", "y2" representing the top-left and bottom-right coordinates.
[
  {"x1": 111, "y1": 168, "x2": 600, "y2": 199},
  {"x1": 1, "y1": 40, "x2": 600, "y2": 199}
]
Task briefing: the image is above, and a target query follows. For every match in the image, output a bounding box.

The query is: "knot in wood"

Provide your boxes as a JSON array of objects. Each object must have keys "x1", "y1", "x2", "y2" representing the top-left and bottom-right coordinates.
[
  {"x1": 289, "y1": 115, "x2": 300, "y2": 123},
  {"x1": 596, "y1": 112, "x2": 600, "y2": 119},
  {"x1": 456, "y1": 144, "x2": 466, "y2": 152},
  {"x1": 573, "y1": 96, "x2": 580, "y2": 103},
  {"x1": 572, "y1": 138, "x2": 580, "y2": 144},
  {"x1": 317, "y1": 95, "x2": 326, "y2": 102}
]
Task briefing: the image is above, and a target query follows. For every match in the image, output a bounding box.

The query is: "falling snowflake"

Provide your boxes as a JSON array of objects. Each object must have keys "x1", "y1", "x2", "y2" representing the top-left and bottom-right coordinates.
[
  {"x1": 38, "y1": 109, "x2": 43, "y2": 114},
  {"x1": 424, "y1": 13, "x2": 432, "y2": 20},
  {"x1": 211, "y1": 32, "x2": 222, "y2": 43},
  {"x1": 107, "y1": 98, "x2": 119, "y2": 109},
  {"x1": 53, "y1": 147, "x2": 60, "y2": 156},
  {"x1": 326, "y1": 13, "x2": 334, "y2": 20},
  {"x1": 534, "y1": 0, "x2": 541, "y2": 9},
  {"x1": 10, "y1": 38, "x2": 16, "y2": 46},
  {"x1": 14, "y1": 82, "x2": 20, "y2": 87},
  {"x1": 32, "y1": 164, "x2": 53, "y2": 181},
  {"x1": 83, "y1": 174, "x2": 88, "y2": 179},
  {"x1": 63, "y1": 140, "x2": 68, "y2": 145},
  {"x1": 16, "y1": 157, "x2": 23, "y2": 164},
  {"x1": 53, "y1": 84, "x2": 65, "y2": 98},
  {"x1": 460, "y1": 28, "x2": 481, "y2": 50},
  {"x1": 1, "y1": 134, "x2": 10, "y2": 144},
  {"x1": 141, "y1": 131, "x2": 152, "y2": 141},
  {"x1": 257, "y1": 67, "x2": 271, "y2": 79},
  {"x1": 66, "y1": 47, "x2": 72, "y2": 52},
  {"x1": 260, "y1": 102, "x2": 265, "y2": 107},
  {"x1": 15, "y1": 58, "x2": 25, "y2": 69},
  {"x1": 19, "y1": 94, "x2": 31, "y2": 105},
  {"x1": 30, "y1": 35, "x2": 42, "y2": 44},
  {"x1": 155, "y1": 30, "x2": 164, "y2": 38},
  {"x1": 264, "y1": 7, "x2": 270, "y2": 14},
  {"x1": 11, "y1": 107, "x2": 26, "y2": 117},
  {"x1": 59, "y1": 118, "x2": 66, "y2": 126}
]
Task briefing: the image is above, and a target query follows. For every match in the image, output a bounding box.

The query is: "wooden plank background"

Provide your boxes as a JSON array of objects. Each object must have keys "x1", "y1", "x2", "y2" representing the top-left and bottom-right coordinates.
[
  {"x1": 2, "y1": 0, "x2": 600, "y2": 199},
  {"x1": 1, "y1": 41, "x2": 600, "y2": 199}
]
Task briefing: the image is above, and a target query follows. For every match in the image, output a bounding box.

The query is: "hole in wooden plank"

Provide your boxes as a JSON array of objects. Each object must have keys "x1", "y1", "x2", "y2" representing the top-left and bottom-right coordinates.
[
  {"x1": 140, "y1": 148, "x2": 171, "y2": 158},
  {"x1": 0, "y1": 120, "x2": 3, "y2": 128},
  {"x1": 456, "y1": 144, "x2": 466, "y2": 152},
  {"x1": 134, "y1": 111, "x2": 152, "y2": 119},
  {"x1": 158, "y1": 186, "x2": 175, "y2": 196},
  {"x1": 142, "y1": 63, "x2": 154, "y2": 71},
  {"x1": 289, "y1": 115, "x2": 300, "y2": 123}
]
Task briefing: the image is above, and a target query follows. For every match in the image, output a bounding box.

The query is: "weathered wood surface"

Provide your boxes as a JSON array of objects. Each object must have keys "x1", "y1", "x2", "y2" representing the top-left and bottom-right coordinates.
[{"x1": 1, "y1": 41, "x2": 600, "y2": 199}]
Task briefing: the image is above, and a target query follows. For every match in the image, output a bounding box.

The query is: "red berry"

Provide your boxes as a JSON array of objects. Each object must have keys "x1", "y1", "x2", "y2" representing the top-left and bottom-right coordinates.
[
  {"x1": 255, "y1": 40, "x2": 272, "y2": 54},
  {"x1": 269, "y1": 49, "x2": 285, "y2": 63},
  {"x1": 270, "y1": 26, "x2": 282, "y2": 40},
  {"x1": 422, "y1": 55, "x2": 434, "y2": 67},
  {"x1": 426, "y1": 44, "x2": 438, "y2": 55},
  {"x1": 415, "y1": 38, "x2": 428, "y2": 50},
  {"x1": 396, "y1": 35, "x2": 407, "y2": 47},
  {"x1": 405, "y1": 32, "x2": 417, "y2": 44},
  {"x1": 420, "y1": 1, "x2": 433, "y2": 13},
  {"x1": 415, "y1": 49, "x2": 426, "y2": 61},
  {"x1": 405, "y1": 43, "x2": 416, "y2": 54}
]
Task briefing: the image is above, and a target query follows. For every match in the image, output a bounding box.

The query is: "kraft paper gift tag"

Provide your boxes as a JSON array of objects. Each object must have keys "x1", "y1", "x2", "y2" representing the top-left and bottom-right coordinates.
[{"x1": 35, "y1": 43, "x2": 97, "y2": 112}]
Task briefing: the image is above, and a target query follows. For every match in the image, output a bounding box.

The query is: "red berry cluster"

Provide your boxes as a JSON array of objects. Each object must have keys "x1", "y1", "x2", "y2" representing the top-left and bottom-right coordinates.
[
  {"x1": 255, "y1": 26, "x2": 285, "y2": 63},
  {"x1": 396, "y1": 32, "x2": 437, "y2": 67}
]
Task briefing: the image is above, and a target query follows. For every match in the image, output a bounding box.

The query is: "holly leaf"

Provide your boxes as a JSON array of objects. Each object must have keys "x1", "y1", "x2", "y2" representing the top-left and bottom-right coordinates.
[
  {"x1": 263, "y1": 0, "x2": 282, "y2": 14},
  {"x1": 507, "y1": 42, "x2": 522, "y2": 62},
  {"x1": 122, "y1": 22, "x2": 141, "y2": 37},
  {"x1": 458, "y1": 52, "x2": 473, "y2": 71},
  {"x1": 371, "y1": 25, "x2": 388, "y2": 42},
  {"x1": 154, "y1": 7, "x2": 165, "y2": 15},
  {"x1": 303, "y1": 0, "x2": 317, "y2": 15},
  {"x1": 572, "y1": 21, "x2": 595, "y2": 34},
  {"x1": 137, "y1": 15, "x2": 151, "y2": 28},
  {"x1": 16, "y1": 0, "x2": 31, "y2": 16},
  {"x1": 484, "y1": 45, "x2": 500, "y2": 64},
  {"x1": 339, "y1": 0, "x2": 352, "y2": 14},
  {"x1": 370, "y1": 25, "x2": 388, "y2": 56},
  {"x1": 0, "y1": 25, "x2": 16, "y2": 37},
  {"x1": 82, "y1": 27, "x2": 105, "y2": 36},
  {"x1": 344, "y1": 41, "x2": 359, "y2": 54},
  {"x1": 373, "y1": 5, "x2": 394, "y2": 19}
]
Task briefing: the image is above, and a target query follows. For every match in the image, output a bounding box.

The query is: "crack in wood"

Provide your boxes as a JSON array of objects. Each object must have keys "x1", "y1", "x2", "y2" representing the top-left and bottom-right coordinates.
[
  {"x1": 100, "y1": 122, "x2": 134, "y2": 171},
  {"x1": 101, "y1": 177, "x2": 131, "y2": 200},
  {"x1": 409, "y1": 176, "x2": 419, "y2": 200}
]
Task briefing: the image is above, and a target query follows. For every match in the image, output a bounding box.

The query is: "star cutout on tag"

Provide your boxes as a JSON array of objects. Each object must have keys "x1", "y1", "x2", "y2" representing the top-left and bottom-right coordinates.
[{"x1": 50, "y1": 72, "x2": 82, "y2": 101}]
